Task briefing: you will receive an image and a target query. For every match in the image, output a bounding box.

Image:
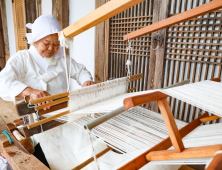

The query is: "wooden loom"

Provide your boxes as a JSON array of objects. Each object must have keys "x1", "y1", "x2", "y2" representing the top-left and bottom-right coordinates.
[
  {"x1": 5, "y1": 0, "x2": 222, "y2": 169},
  {"x1": 115, "y1": 0, "x2": 222, "y2": 169}
]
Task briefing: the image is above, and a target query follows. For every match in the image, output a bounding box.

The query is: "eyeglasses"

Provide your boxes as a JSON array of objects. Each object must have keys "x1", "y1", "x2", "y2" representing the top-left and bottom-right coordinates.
[{"x1": 42, "y1": 40, "x2": 60, "y2": 48}]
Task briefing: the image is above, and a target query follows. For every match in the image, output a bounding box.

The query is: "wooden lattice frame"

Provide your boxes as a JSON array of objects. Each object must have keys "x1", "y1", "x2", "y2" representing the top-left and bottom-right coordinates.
[
  {"x1": 108, "y1": 0, "x2": 153, "y2": 92},
  {"x1": 164, "y1": 8, "x2": 222, "y2": 123}
]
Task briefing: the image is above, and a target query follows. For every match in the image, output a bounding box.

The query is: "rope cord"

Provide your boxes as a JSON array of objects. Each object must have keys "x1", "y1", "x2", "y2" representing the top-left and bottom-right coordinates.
[
  {"x1": 126, "y1": 34, "x2": 133, "y2": 78},
  {"x1": 86, "y1": 129, "x2": 100, "y2": 170},
  {"x1": 59, "y1": 31, "x2": 73, "y2": 91}
]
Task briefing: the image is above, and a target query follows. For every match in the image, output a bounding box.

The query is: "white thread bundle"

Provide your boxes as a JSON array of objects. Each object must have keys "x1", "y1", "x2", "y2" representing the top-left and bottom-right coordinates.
[
  {"x1": 161, "y1": 80, "x2": 222, "y2": 117},
  {"x1": 59, "y1": 31, "x2": 73, "y2": 91},
  {"x1": 68, "y1": 77, "x2": 128, "y2": 121}
]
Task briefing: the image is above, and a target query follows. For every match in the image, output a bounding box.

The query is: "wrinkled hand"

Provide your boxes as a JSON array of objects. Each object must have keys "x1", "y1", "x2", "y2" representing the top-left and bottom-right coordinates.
[
  {"x1": 17, "y1": 87, "x2": 52, "y2": 110},
  {"x1": 82, "y1": 81, "x2": 95, "y2": 87}
]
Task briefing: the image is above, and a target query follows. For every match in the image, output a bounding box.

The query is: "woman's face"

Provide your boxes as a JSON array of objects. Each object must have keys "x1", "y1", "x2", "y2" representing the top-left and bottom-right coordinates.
[{"x1": 34, "y1": 33, "x2": 60, "y2": 58}]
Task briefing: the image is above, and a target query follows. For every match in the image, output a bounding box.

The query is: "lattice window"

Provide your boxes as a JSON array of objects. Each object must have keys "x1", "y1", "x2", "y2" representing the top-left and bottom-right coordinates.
[
  {"x1": 163, "y1": 0, "x2": 222, "y2": 123},
  {"x1": 108, "y1": 0, "x2": 153, "y2": 92}
]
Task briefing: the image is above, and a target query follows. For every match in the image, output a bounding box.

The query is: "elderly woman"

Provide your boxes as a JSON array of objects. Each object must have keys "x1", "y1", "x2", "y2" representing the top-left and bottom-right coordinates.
[
  {"x1": 0, "y1": 15, "x2": 95, "y2": 168},
  {"x1": 0, "y1": 15, "x2": 94, "y2": 103}
]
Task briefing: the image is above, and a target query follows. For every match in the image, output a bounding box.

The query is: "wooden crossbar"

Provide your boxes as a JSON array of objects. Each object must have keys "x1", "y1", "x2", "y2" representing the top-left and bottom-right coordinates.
[
  {"x1": 59, "y1": 0, "x2": 145, "y2": 38},
  {"x1": 123, "y1": 0, "x2": 222, "y2": 41},
  {"x1": 146, "y1": 144, "x2": 222, "y2": 161}
]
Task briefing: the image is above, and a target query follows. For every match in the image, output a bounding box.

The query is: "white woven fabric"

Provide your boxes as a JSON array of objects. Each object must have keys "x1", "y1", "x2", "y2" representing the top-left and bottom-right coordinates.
[{"x1": 161, "y1": 80, "x2": 222, "y2": 117}]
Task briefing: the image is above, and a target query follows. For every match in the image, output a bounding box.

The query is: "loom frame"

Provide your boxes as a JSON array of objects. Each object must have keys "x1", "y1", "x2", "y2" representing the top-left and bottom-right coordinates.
[{"x1": 118, "y1": 78, "x2": 222, "y2": 170}]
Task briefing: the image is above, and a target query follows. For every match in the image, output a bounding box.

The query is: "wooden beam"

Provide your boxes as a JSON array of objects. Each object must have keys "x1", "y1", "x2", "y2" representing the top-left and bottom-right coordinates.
[
  {"x1": 59, "y1": 0, "x2": 145, "y2": 37},
  {"x1": 146, "y1": 144, "x2": 222, "y2": 161},
  {"x1": 205, "y1": 153, "x2": 222, "y2": 170},
  {"x1": 123, "y1": 0, "x2": 222, "y2": 41},
  {"x1": 117, "y1": 112, "x2": 209, "y2": 170},
  {"x1": 123, "y1": 91, "x2": 169, "y2": 110},
  {"x1": 157, "y1": 98, "x2": 184, "y2": 152},
  {"x1": 147, "y1": 0, "x2": 170, "y2": 112}
]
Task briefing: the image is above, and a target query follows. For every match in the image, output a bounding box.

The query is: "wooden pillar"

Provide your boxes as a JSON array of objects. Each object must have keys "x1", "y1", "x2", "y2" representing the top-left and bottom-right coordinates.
[
  {"x1": 95, "y1": 0, "x2": 109, "y2": 83},
  {"x1": 52, "y1": 0, "x2": 69, "y2": 55},
  {"x1": 36, "y1": 0, "x2": 42, "y2": 17},
  {"x1": 0, "y1": 0, "x2": 9, "y2": 67},
  {"x1": 0, "y1": 3, "x2": 5, "y2": 71},
  {"x1": 147, "y1": 0, "x2": 170, "y2": 112},
  {"x1": 52, "y1": 0, "x2": 69, "y2": 29}
]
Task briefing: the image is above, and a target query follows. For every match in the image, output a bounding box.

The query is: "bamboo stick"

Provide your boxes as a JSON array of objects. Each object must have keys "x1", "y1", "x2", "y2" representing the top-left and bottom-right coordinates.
[
  {"x1": 27, "y1": 110, "x2": 70, "y2": 129},
  {"x1": 29, "y1": 92, "x2": 69, "y2": 105},
  {"x1": 72, "y1": 147, "x2": 112, "y2": 170},
  {"x1": 123, "y1": 0, "x2": 222, "y2": 41},
  {"x1": 34, "y1": 97, "x2": 69, "y2": 111}
]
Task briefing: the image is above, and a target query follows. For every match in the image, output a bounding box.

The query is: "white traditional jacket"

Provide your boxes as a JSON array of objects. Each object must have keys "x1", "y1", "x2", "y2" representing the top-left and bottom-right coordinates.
[{"x1": 0, "y1": 45, "x2": 93, "y2": 101}]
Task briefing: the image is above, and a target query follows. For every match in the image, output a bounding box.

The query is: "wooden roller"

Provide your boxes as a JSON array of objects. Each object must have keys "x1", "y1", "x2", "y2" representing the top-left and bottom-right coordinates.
[
  {"x1": 29, "y1": 91, "x2": 69, "y2": 105},
  {"x1": 34, "y1": 97, "x2": 69, "y2": 111}
]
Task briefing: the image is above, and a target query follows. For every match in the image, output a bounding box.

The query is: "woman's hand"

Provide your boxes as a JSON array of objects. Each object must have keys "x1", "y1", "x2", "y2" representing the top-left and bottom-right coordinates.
[
  {"x1": 82, "y1": 81, "x2": 95, "y2": 87},
  {"x1": 17, "y1": 87, "x2": 52, "y2": 110}
]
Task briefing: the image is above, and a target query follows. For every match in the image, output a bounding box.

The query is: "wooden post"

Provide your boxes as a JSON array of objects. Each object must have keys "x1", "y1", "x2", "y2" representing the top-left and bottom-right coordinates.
[
  {"x1": 157, "y1": 98, "x2": 185, "y2": 152},
  {"x1": 0, "y1": 0, "x2": 9, "y2": 67},
  {"x1": 52, "y1": 0, "x2": 69, "y2": 29},
  {"x1": 95, "y1": 0, "x2": 109, "y2": 83},
  {"x1": 52, "y1": 0, "x2": 69, "y2": 55},
  {"x1": 0, "y1": 2, "x2": 5, "y2": 71},
  {"x1": 147, "y1": 0, "x2": 170, "y2": 112}
]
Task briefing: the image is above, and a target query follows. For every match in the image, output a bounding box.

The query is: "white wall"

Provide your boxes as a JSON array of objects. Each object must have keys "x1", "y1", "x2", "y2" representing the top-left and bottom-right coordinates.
[
  {"x1": 69, "y1": 0, "x2": 95, "y2": 80},
  {"x1": 41, "y1": 0, "x2": 52, "y2": 15},
  {"x1": 5, "y1": 0, "x2": 16, "y2": 56}
]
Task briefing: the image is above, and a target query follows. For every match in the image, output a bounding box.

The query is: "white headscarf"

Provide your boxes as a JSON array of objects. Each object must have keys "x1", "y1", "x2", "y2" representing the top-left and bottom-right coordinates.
[{"x1": 26, "y1": 15, "x2": 63, "y2": 59}]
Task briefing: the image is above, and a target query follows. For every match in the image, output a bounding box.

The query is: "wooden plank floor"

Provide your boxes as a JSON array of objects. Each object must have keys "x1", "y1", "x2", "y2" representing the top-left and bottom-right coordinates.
[{"x1": 0, "y1": 98, "x2": 49, "y2": 170}]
